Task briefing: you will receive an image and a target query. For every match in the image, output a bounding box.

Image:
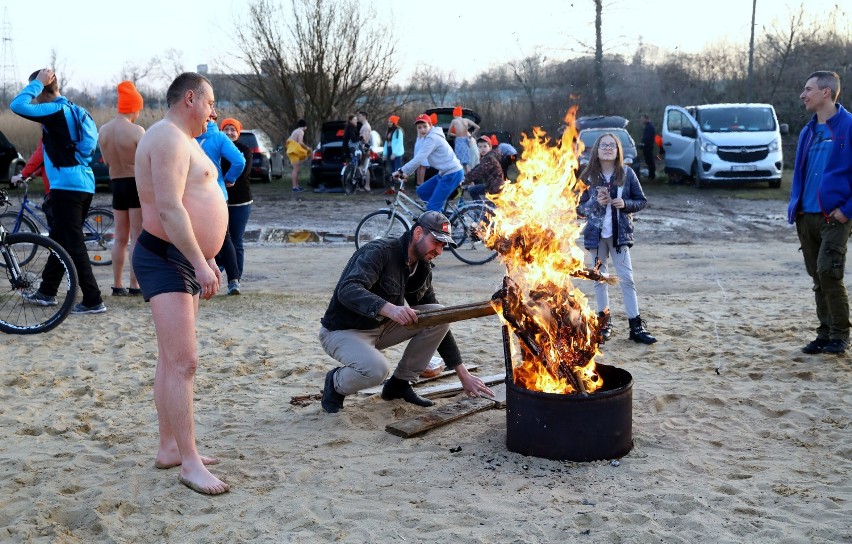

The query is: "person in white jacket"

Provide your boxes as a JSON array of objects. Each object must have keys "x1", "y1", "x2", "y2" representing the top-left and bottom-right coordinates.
[{"x1": 393, "y1": 114, "x2": 464, "y2": 212}]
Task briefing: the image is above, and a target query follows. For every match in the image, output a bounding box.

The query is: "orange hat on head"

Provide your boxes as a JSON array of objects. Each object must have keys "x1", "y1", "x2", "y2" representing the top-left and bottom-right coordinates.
[
  {"x1": 219, "y1": 117, "x2": 242, "y2": 135},
  {"x1": 388, "y1": 115, "x2": 400, "y2": 125},
  {"x1": 414, "y1": 113, "x2": 431, "y2": 125},
  {"x1": 430, "y1": 113, "x2": 438, "y2": 125},
  {"x1": 117, "y1": 80, "x2": 143, "y2": 113},
  {"x1": 452, "y1": 106, "x2": 462, "y2": 117},
  {"x1": 490, "y1": 135, "x2": 499, "y2": 146}
]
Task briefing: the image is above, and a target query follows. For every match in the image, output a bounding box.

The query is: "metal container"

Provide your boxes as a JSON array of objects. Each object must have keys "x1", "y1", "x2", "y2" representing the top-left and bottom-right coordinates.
[{"x1": 505, "y1": 363, "x2": 633, "y2": 461}]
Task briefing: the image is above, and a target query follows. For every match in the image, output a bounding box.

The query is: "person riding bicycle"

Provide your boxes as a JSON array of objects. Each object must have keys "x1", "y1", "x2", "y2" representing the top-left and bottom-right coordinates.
[
  {"x1": 343, "y1": 114, "x2": 360, "y2": 162},
  {"x1": 394, "y1": 114, "x2": 464, "y2": 212}
]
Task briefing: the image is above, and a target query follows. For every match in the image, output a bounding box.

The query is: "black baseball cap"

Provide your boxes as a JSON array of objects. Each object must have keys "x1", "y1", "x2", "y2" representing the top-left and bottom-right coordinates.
[{"x1": 415, "y1": 211, "x2": 455, "y2": 246}]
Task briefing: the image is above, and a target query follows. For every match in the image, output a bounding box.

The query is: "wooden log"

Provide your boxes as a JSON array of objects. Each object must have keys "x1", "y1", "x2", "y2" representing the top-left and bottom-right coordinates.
[
  {"x1": 404, "y1": 300, "x2": 497, "y2": 330},
  {"x1": 355, "y1": 364, "x2": 480, "y2": 397},
  {"x1": 385, "y1": 385, "x2": 507, "y2": 438},
  {"x1": 416, "y1": 373, "x2": 506, "y2": 399}
]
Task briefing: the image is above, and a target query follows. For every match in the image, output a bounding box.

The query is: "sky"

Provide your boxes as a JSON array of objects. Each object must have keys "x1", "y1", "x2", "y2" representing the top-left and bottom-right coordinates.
[{"x1": 0, "y1": 0, "x2": 827, "y2": 92}]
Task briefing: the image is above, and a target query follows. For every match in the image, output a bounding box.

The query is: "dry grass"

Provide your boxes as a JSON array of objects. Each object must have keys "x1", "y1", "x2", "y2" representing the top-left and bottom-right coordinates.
[{"x1": 0, "y1": 107, "x2": 167, "y2": 158}]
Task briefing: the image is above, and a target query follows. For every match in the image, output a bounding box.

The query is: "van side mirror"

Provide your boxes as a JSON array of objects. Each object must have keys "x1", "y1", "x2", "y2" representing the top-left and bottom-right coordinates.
[
  {"x1": 779, "y1": 123, "x2": 789, "y2": 136},
  {"x1": 681, "y1": 125, "x2": 697, "y2": 138}
]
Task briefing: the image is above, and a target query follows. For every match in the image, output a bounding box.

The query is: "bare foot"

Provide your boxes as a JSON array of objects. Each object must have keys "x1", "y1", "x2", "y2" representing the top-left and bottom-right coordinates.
[
  {"x1": 155, "y1": 448, "x2": 220, "y2": 469},
  {"x1": 177, "y1": 466, "x2": 229, "y2": 495}
]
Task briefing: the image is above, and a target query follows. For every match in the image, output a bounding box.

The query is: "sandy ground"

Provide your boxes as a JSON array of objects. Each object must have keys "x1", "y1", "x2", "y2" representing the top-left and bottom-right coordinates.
[{"x1": 1, "y1": 191, "x2": 850, "y2": 543}]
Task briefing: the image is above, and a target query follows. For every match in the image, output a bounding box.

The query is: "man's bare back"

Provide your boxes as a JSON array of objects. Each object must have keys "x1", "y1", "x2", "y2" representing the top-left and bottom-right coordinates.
[
  {"x1": 135, "y1": 118, "x2": 227, "y2": 259},
  {"x1": 449, "y1": 116, "x2": 478, "y2": 138},
  {"x1": 98, "y1": 116, "x2": 144, "y2": 179}
]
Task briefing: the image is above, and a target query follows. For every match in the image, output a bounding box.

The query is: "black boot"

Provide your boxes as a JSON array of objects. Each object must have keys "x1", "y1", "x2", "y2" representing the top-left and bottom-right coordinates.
[
  {"x1": 628, "y1": 315, "x2": 657, "y2": 344},
  {"x1": 381, "y1": 376, "x2": 434, "y2": 407},
  {"x1": 597, "y1": 310, "x2": 612, "y2": 343}
]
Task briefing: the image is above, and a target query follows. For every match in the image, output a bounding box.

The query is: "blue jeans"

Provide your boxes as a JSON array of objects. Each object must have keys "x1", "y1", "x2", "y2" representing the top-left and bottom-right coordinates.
[
  {"x1": 228, "y1": 203, "x2": 252, "y2": 278},
  {"x1": 416, "y1": 170, "x2": 464, "y2": 212}
]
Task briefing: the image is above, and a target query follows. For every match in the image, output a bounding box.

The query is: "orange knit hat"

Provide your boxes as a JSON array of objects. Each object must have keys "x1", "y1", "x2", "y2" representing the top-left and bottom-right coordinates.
[
  {"x1": 452, "y1": 106, "x2": 462, "y2": 117},
  {"x1": 117, "y1": 80, "x2": 143, "y2": 113},
  {"x1": 388, "y1": 115, "x2": 400, "y2": 125},
  {"x1": 430, "y1": 113, "x2": 438, "y2": 125},
  {"x1": 219, "y1": 117, "x2": 242, "y2": 135}
]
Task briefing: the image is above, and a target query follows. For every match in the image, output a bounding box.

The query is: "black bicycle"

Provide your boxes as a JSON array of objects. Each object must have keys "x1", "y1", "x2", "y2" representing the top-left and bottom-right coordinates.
[{"x1": 0, "y1": 189, "x2": 78, "y2": 334}]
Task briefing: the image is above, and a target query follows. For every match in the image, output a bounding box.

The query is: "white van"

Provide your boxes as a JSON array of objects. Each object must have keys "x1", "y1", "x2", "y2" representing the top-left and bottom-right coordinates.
[{"x1": 662, "y1": 103, "x2": 788, "y2": 188}]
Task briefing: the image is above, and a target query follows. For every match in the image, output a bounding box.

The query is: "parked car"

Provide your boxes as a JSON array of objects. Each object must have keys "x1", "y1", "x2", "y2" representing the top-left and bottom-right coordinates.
[
  {"x1": 662, "y1": 103, "x2": 787, "y2": 188},
  {"x1": 237, "y1": 129, "x2": 275, "y2": 183},
  {"x1": 574, "y1": 116, "x2": 637, "y2": 172},
  {"x1": 310, "y1": 120, "x2": 384, "y2": 189},
  {"x1": 90, "y1": 146, "x2": 111, "y2": 188},
  {"x1": 424, "y1": 107, "x2": 482, "y2": 147},
  {"x1": 0, "y1": 130, "x2": 26, "y2": 185}
]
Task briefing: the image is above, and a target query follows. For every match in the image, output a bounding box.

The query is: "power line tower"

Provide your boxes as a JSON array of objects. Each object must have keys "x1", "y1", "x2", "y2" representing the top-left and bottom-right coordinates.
[{"x1": 0, "y1": 7, "x2": 20, "y2": 107}]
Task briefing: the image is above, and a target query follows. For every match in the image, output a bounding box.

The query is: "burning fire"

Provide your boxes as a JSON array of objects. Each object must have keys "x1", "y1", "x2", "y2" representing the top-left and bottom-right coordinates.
[{"x1": 484, "y1": 104, "x2": 603, "y2": 395}]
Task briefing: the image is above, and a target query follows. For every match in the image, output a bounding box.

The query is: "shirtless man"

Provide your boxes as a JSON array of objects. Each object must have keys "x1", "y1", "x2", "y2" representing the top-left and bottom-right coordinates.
[
  {"x1": 448, "y1": 106, "x2": 480, "y2": 173},
  {"x1": 357, "y1": 111, "x2": 372, "y2": 191},
  {"x1": 98, "y1": 80, "x2": 145, "y2": 296},
  {"x1": 133, "y1": 72, "x2": 229, "y2": 495}
]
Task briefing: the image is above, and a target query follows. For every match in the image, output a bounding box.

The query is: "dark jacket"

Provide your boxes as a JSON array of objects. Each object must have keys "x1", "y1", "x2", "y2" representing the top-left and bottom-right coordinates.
[
  {"x1": 224, "y1": 140, "x2": 253, "y2": 205},
  {"x1": 787, "y1": 103, "x2": 852, "y2": 223},
  {"x1": 466, "y1": 148, "x2": 504, "y2": 194},
  {"x1": 577, "y1": 166, "x2": 647, "y2": 249},
  {"x1": 321, "y1": 230, "x2": 463, "y2": 368}
]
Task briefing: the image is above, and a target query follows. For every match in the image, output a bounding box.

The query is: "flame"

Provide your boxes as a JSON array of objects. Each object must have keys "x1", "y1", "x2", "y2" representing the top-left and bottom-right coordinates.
[{"x1": 484, "y1": 104, "x2": 603, "y2": 394}]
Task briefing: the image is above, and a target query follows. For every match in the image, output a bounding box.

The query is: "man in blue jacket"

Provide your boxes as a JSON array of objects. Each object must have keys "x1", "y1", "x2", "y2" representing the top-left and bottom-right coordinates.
[
  {"x1": 11, "y1": 68, "x2": 105, "y2": 314},
  {"x1": 787, "y1": 70, "x2": 852, "y2": 355}
]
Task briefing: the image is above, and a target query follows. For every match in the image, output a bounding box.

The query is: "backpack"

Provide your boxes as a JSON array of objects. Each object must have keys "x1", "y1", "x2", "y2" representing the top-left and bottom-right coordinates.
[{"x1": 63, "y1": 102, "x2": 97, "y2": 166}]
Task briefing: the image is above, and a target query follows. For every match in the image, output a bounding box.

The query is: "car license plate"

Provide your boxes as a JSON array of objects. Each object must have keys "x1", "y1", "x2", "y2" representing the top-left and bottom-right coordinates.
[{"x1": 732, "y1": 165, "x2": 757, "y2": 171}]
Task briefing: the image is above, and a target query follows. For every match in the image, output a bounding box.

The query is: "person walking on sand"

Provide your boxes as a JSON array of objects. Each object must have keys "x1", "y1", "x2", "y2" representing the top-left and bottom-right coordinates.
[
  {"x1": 577, "y1": 133, "x2": 657, "y2": 345},
  {"x1": 133, "y1": 72, "x2": 230, "y2": 495},
  {"x1": 319, "y1": 211, "x2": 494, "y2": 414},
  {"x1": 788, "y1": 70, "x2": 852, "y2": 356},
  {"x1": 98, "y1": 80, "x2": 145, "y2": 297},
  {"x1": 11, "y1": 68, "x2": 106, "y2": 314},
  {"x1": 285, "y1": 119, "x2": 311, "y2": 192}
]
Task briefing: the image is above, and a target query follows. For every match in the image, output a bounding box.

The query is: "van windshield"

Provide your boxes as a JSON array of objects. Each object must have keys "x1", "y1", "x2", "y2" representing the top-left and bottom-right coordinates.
[{"x1": 695, "y1": 107, "x2": 776, "y2": 133}]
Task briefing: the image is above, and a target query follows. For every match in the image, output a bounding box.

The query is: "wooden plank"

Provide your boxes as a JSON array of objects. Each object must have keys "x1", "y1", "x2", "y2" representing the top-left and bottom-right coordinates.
[
  {"x1": 386, "y1": 396, "x2": 498, "y2": 438},
  {"x1": 404, "y1": 301, "x2": 497, "y2": 330},
  {"x1": 356, "y1": 364, "x2": 480, "y2": 397},
  {"x1": 418, "y1": 373, "x2": 506, "y2": 399}
]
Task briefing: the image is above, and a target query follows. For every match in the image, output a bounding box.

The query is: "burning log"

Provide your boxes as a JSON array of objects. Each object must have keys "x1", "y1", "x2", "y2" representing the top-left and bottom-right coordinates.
[{"x1": 404, "y1": 301, "x2": 497, "y2": 330}]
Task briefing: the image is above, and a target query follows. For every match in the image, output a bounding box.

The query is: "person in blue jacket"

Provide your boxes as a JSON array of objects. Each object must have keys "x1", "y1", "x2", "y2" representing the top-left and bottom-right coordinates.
[
  {"x1": 195, "y1": 113, "x2": 246, "y2": 295},
  {"x1": 384, "y1": 115, "x2": 404, "y2": 176},
  {"x1": 787, "y1": 70, "x2": 852, "y2": 355},
  {"x1": 11, "y1": 68, "x2": 106, "y2": 314}
]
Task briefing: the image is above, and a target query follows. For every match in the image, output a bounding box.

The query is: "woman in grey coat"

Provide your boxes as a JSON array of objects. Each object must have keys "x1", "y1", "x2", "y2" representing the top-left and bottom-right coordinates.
[{"x1": 577, "y1": 133, "x2": 657, "y2": 344}]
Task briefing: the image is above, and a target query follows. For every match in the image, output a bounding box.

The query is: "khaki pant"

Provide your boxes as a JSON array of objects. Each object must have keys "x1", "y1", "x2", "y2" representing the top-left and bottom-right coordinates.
[
  {"x1": 796, "y1": 213, "x2": 852, "y2": 341},
  {"x1": 319, "y1": 304, "x2": 449, "y2": 396}
]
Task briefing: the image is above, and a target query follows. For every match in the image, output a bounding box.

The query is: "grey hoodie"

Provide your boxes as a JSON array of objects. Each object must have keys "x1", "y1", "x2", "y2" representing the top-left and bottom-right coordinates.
[{"x1": 400, "y1": 126, "x2": 463, "y2": 177}]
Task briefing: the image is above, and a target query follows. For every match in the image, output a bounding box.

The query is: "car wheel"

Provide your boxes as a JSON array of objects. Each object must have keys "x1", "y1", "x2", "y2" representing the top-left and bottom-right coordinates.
[
  {"x1": 692, "y1": 162, "x2": 705, "y2": 189},
  {"x1": 768, "y1": 179, "x2": 781, "y2": 189},
  {"x1": 263, "y1": 168, "x2": 272, "y2": 184}
]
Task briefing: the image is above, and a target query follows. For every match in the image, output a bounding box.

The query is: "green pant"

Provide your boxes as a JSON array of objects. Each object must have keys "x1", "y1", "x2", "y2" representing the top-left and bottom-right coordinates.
[{"x1": 795, "y1": 213, "x2": 852, "y2": 341}]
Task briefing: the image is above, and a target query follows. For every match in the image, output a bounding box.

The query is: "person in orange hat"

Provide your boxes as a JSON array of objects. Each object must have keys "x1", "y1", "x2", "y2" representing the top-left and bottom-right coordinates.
[
  {"x1": 285, "y1": 119, "x2": 311, "y2": 192},
  {"x1": 448, "y1": 106, "x2": 479, "y2": 174},
  {"x1": 219, "y1": 117, "x2": 253, "y2": 291},
  {"x1": 384, "y1": 115, "x2": 404, "y2": 177},
  {"x1": 97, "y1": 80, "x2": 146, "y2": 296}
]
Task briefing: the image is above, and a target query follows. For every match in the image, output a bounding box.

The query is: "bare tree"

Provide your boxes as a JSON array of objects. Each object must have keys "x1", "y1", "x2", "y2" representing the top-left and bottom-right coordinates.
[
  {"x1": 154, "y1": 49, "x2": 187, "y2": 85},
  {"x1": 224, "y1": 0, "x2": 400, "y2": 143},
  {"x1": 759, "y1": 4, "x2": 805, "y2": 102},
  {"x1": 119, "y1": 58, "x2": 158, "y2": 85},
  {"x1": 410, "y1": 65, "x2": 457, "y2": 107},
  {"x1": 48, "y1": 49, "x2": 72, "y2": 92},
  {"x1": 509, "y1": 50, "x2": 548, "y2": 122}
]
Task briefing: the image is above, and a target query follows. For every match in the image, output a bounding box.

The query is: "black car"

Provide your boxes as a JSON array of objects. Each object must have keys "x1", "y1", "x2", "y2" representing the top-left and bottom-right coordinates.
[
  {"x1": 237, "y1": 129, "x2": 275, "y2": 183},
  {"x1": 0, "y1": 130, "x2": 25, "y2": 185},
  {"x1": 310, "y1": 121, "x2": 384, "y2": 189},
  {"x1": 90, "y1": 146, "x2": 111, "y2": 188}
]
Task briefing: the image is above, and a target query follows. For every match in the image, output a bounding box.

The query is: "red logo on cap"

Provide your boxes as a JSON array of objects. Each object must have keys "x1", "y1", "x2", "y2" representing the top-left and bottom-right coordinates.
[{"x1": 441, "y1": 222, "x2": 450, "y2": 233}]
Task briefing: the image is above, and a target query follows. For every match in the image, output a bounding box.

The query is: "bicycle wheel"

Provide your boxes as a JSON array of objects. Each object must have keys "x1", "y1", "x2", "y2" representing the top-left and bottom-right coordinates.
[
  {"x1": 355, "y1": 210, "x2": 410, "y2": 249},
  {"x1": 84, "y1": 208, "x2": 115, "y2": 266},
  {"x1": 342, "y1": 164, "x2": 358, "y2": 195},
  {"x1": 448, "y1": 203, "x2": 498, "y2": 265},
  {"x1": 0, "y1": 212, "x2": 40, "y2": 265},
  {"x1": 0, "y1": 232, "x2": 78, "y2": 334}
]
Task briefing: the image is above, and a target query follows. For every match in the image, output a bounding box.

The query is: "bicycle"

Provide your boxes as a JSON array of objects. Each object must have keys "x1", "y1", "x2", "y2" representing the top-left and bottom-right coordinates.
[
  {"x1": 0, "y1": 178, "x2": 115, "y2": 267},
  {"x1": 354, "y1": 174, "x2": 498, "y2": 265},
  {"x1": 0, "y1": 188, "x2": 79, "y2": 334},
  {"x1": 341, "y1": 142, "x2": 369, "y2": 195}
]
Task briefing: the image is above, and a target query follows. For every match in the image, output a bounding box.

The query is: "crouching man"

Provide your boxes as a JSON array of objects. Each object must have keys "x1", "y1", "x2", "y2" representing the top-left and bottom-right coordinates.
[{"x1": 319, "y1": 211, "x2": 494, "y2": 413}]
